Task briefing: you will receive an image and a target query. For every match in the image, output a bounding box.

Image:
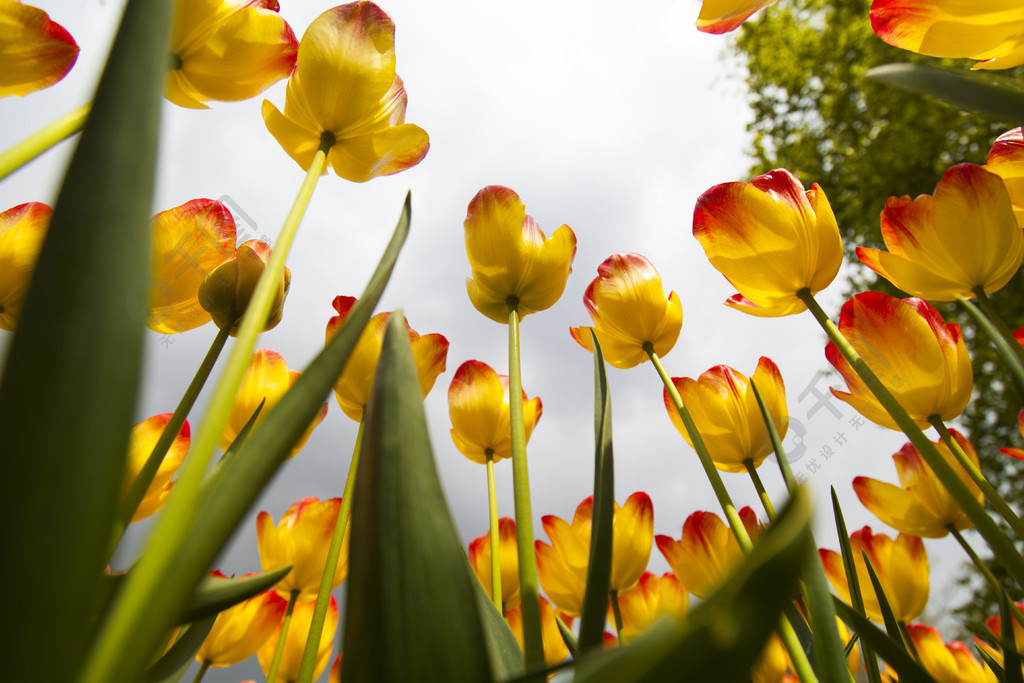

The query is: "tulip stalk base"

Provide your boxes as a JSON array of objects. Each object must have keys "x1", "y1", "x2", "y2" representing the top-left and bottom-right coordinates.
[
  {"x1": 486, "y1": 449, "x2": 503, "y2": 613},
  {"x1": 266, "y1": 590, "x2": 299, "y2": 683},
  {"x1": 0, "y1": 102, "x2": 90, "y2": 181},
  {"x1": 609, "y1": 590, "x2": 625, "y2": 642},
  {"x1": 191, "y1": 660, "x2": 211, "y2": 683},
  {"x1": 745, "y1": 459, "x2": 776, "y2": 522}
]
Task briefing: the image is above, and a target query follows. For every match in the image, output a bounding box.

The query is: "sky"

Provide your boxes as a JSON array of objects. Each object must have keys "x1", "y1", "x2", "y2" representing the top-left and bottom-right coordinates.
[{"x1": 0, "y1": 0, "x2": 978, "y2": 680}]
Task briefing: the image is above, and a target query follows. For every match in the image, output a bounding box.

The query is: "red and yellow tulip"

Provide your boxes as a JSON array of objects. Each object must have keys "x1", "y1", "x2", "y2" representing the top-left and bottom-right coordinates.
[
  {"x1": 257, "y1": 596, "x2": 338, "y2": 683},
  {"x1": 985, "y1": 127, "x2": 1024, "y2": 225},
  {"x1": 506, "y1": 597, "x2": 570, "y2": 669},
  {"x1": 326, "y1": 296, "x2": 449, "y2": 423},
  {"x1": 570, "y1": 253, "x2": 682, "y2": 369},
  {"x1": 664, "y1": 357, "x2": 787, "y2": 472},
  {"x1": 463, "y1": 185, "x2": 577, "y2": 324},
  {"x1": 826, "y1": 292, "x2": 972, "y2": 430},
  {"x1": 468, "y1": 517, "x2": 521, "y2": 610},
  {"x1": 199, "y1": 239, "x2": 291, "y2": 335},
  {"x1": 656, "y1": 507, "x2": 761, "y2": 599},
  {"x1": 195, "y1": 571, "x2": 287, "y2": 667},
  {"x1": 123, "y1": 414, "x2": 191, "y2": 522},
  {"x1": 894, "y1": 624, "x2": 995, "y2": 683},
  {"x1": 263, "y1": 2, "x2": 429, "y2": 181},
  {"x1": 0, "y1": 202, "x2": 50, "y2": 331},
  {"x1": 975, "y1": 603, "x2": 1024, "y2": 679},
  {"x1": 696, "y1": 0, "x2": 778, "y2": 34},
  {"x1": 607, "y1": 571, "x2": 688, "y2": 641},
  {"x1": 256, "y1": 496, "x2": 350, "y2": 598},
  {"x1": 448, "y1": 360, "x2": 542, "y2": 465},
  {"x1": 693, "y1": 168, "x2": 842, "y2": 317},
  {"x1": 0, "y1": 1, "x2": 78, "y2": 98},
  {"x1": 857, "y1": 164, "x2": 1023, "y2": 300},
  {"x1": 166, "y1": 0, "x2": 298, "y2": 109}
]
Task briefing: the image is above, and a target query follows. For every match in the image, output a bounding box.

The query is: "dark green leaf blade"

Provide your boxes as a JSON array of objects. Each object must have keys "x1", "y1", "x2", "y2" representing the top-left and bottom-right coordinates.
[
  {"x1": 866, "y1": 63, "x2": 1024, "y2": 122},
  {"x1": 342, "y1": 313, "x2": 493, "y2": 682},
  {"x1": 473, "y1": 571, "x2": 526, "y2": 680},
  {"x1": 179, "y1": 566, "x2": 291, "y2": 624},
  {"x1": 833, "y1": 600, "x2": 932, "y2": 683},
  {"x1": 144, "y1": 617, "x2": 216, "y2": 683}
]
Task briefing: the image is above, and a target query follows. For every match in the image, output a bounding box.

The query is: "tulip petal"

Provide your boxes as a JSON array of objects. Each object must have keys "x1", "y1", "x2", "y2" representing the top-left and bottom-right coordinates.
[
  {"x1": 328, "y1": 123, "x2": 430, "y2": 182},
  {"x1": 696, "y1": 0, "x2": 778, "y2": 34},
  {"x1": 0, "y1": 1, "x2": 79, "y2": 97},
  {"x1": 0, "y1": 202, "x2": 51, "y2": 331}
]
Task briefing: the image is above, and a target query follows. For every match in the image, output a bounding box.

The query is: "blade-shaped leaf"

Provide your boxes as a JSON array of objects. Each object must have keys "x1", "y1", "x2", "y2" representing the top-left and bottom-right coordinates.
[
  {"x1": 143, "y1": 617, "x2": 216, "y2": 683},
  {"x1": 0, "y1": 0, "x2": 175, "y2": 681},
  {"x1": 473, "y1": 572, "x2": 526, "y2": 681},
  {"x1": 863, "y1": 554, "x2": 903, "y2": 646},
  {"x1": 833, "y1": 488, "x2": 882, "y2": 683},
  {"x1": 579, "y1": 330, "x2": 614, "y2": 653},
  {"x1": 342, "y1": 313, "x2": 493, "y2": 682},
  {"x1": 179, "y1": 566, "x2": 291, "y2": 624},
  {"x1": 833, "y1": 600, "x2": 932, "y2": 683},
  {"x1": 866, "y1": 63, "x2": 1024, "y2": 122}
]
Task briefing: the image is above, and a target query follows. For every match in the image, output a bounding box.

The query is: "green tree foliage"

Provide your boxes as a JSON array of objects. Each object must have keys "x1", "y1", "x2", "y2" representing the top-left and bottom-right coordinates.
[{"x1": 731, "y1": 0, "x2": 1024, "y2": 633}]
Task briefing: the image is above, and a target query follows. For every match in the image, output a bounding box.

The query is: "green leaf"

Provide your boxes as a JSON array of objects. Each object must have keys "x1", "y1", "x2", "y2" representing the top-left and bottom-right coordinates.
[
  {"x1": 342, "y1": 314, "x2": 493, "y2": 682},
  {"x1": 579, "y1": 330, "x2": 614, "y2": 653},
  {"x1": 0, "y1": 0, "x2": 175, "y2": 680},
  {"x1": 866, "y1": 63, "x2": 1024, "y2": 123},
  {"x1": 472, "y1": 575, "x2": 526, "y2": 681},
  {"x1": 833, "y1": 600, "x2": 932, "y2": 683},
  {"x1": 556, "y1": 612, "x2": 579, "y2": 659},
  {"x1": 573, "y1": 487, "x2": 815, "y2": 682},
  {"x1": 143, "y1": 617, "x2": 216, "y2": 683},
  {"x1": 863, "y1": 554, "x2": 903, "y2": 646},
  {"x1": 1001, "y1": 591, "x2": 1024, "y2": 683},
  {"x1": 178, "y1": 566, "x2": 291, "y2": 624}
]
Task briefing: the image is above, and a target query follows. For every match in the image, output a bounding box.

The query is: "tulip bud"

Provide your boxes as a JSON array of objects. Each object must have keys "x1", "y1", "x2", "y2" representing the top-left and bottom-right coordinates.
[{"x1": 199, "y1": 240, "x2": 290, "y2": 335}]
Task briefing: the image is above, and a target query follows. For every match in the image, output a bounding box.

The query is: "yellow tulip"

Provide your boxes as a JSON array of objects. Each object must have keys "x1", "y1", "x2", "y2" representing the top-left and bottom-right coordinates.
[
  {"x1": 506, "y1": 597, "x2": 570, "y2": 669},
  {"x1": 696, "y1": 0, "x2": 778, "y2": 34},
  {"x1": 256, "y1": 496, "x2": 350, "y2": 598},
  {"x1": 468, "y1": 517, "x2": 521, "y2": 609},
  {"x1": 195, "y1": 572, "x2": 287, "y2": 667},
  {"x1": 0, "y1": 1, "x2": 78, "y2": 98},
  {"x1": 656, "y1": 507, "x2": 761, "y2": 599},
  {"x1": 898, "y1": 624, "x2": 995, "y2": 683},
  {"x1": 198, "y1": 240, "x2": 291, "y2": 335},
  {"x1": 607, "y1": 571, "x2": 688, "y2": 641},
  {"x1": 257, "y1": 596, "x2": 338, "y2": 683},
  {"x1": 123, "y1": 414, "x2": 191, "y2": 522},
  {"x1": 975, "y1": 603, "x2": 1024, "y2": 680},
  {"x1": 0, "y1": 202, "x2": 50, "y2": 331},
  {"x1": 985, "y1": 127, "x2": 1024, "y2": 225}
]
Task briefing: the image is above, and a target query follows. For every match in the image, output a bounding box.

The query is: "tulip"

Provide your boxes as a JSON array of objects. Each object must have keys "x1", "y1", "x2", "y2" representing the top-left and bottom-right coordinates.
[
  {"x1": 607, "y1": 572, "x2": 688, "y2": 641},
  {"x1": 986, "y1": 128, "x2": 1024, "y2": 225},
  {"x1": 535, "y1": 492, "x2": 654, "y2": 616},
  {"x1": 826, "y1": 293, "x2": 972, "y2": 430},
  {"x1": 329, "y1": 653, "x2": 342, "y2": 683},
  {"x1": 0, "y1": 1, "x2": 78, "y2": 98},
  {"x1": 262, "y1": 2, "x2": 429, "y2": 181},
  {"x1": 854, "y1": 429, "x2": 984, "y2": 538},
  {"x1": 696, "y1": 0, "x2": 778, "y2": 34},
  {"x1": 123, "y1": 414, "x2": 190, "y2": 522},
  {"x1": 819, "y1": 527, "x2": 929, "y2": 623},
  {"x1": 166, "y1": 0, "x2": 298, "y2": 109},
  {"x1": 257, "y1": 497, "x2": 350, "y2": 598},
  {"x1": 752, "y1": 633, "x2": 788, "y2": 683},
  {"x1": 857, "y1": 164, "x2": 1023, "y2": 300},
  {"x1": 1000, "y1": 409, "x2": 1024, "y2": 461},
  {"x1": 0, "y1": 202, "x2": 50, "y2": 331},
  {"x1": 198, "y1": 240, "x2": 291, "y2": 335},
  {"x1": 506, "y1": 597, "x2": 570, "y2": 669},
  {"x1": 326, "y1": 296, "x2": 449, "y2": 422},
  {"x1": 870, "y1": 0, "x2": 1024, "y2": 70},
  {"x1": 693, "y1": 168, "x2": 842, "y2": 317},
  {"x1": 219, "y1": 348, "x2": 327, "y2": 458},
  {"x1": 570, "y1": 253, "x2": 682, "y2": 369},
  {"x1": 448, "y1": 360, "x2": 542, "y2": 465},
  {"x1": 463, "y1": 185, "x2": 577, "y2": 324},
  {"x1": 468, "y1": 517, "x2": 521, "y2": 610},
  {"x1": 895, "y1": 624, "x2": 994, "y2": 683},
  {"x1": 975, "y1": 603, "x2": 1024, "y2": 679},
  {"x1": 656, "y1": 507, "x2": 761, "y2": 599},
  {"x1": 148, "y1": 198, "x2": 236, "y2": 334},
  {"x1": 195, "y1": 571, "x2": 287, "y2": 667},
  {"x1": 257, "y1": 596, "x2": 338, "y2": 683},
  {"x1": 664, "y1": 357, "x2": 787, "y2": 472}
]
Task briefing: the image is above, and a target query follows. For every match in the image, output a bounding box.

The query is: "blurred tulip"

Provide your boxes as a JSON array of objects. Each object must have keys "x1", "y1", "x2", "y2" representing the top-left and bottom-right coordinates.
[
  {"x1": 199, "y1": 240, "x2": 291, "y2": 335},
  {"x1": 1000, "y1": 409, "x2": 1024, "y2": 461},
  {"x1": 0, "y1": 202, "x2": 50, "y2": 331},
  {"x1": 329, "y1": 653, "x2": 342, "y2": 683},
  {"x1": 257, "y1": 596, "x2": 338, "y2": 683},
  {"x1": 656, "y1": 507, "x2": 761, "y2": 599},
  {"x1": 607, "y1": 571, "x2": 688, "y2": 641},
  {"x1": 570, "y1": 253, "x2": 682, "y2": 369},
  {"x1": 262, "y1": 2, "x2": 428, "y2": 181},
  {"x1": 326, "y1": 295, "x2": 448, "y2": 423},
  {"x1": 696, "y1": 0, "x2": 778, "y2": 34},
  {"x1": 148, "y1": 199, "x2": 236, "y2": 334},
  {"x1": 693, "y1": 168, "x2": 842, "y2": 317},
  {"x1": 986, "y1": 128, "x2": 1024, "y2": 225},
  {"x1": 166, "y1": 0, "x2": 298, "y2": 108},
  {"x1": 857, "y1": 164, "x2": 1023, "y2": 300},
  {"x1": 535, "y1": 492, "x2": 654, "y2": 616},
  {"x1": 854, "y1": 429, "x2": 983, "y2": 538},
  {"x1": 463, "y1": 185, "x2": 577, "y2": 324},
  {"x1": 826, "y1": 293, "x2": 972, "y2": 430},
  {"x1": 819, "y1": 527, "x2": 929, "y2": 623},
  {"x1": 448, "y1": 360, "x2": 542, "y2": 465},
  {"x1": 751, "y1": 633, "x2": 788, "y2": 683},
  {"x1": 468, "y1": 517, "x2": 521, "y2": 610},
  {"x1": 195, "y1": 571, "x2": 287, "y2": 667},
  {"x1": 506, "y1": 597, "x2": 570, "y2": 669},
  {"x1": 219, "y1": 348, "x2": 327, "y2": 458},
  {"x1": 256, "y1": 497, "x2": 349, "y2": 598},
  {"x1": 870, "y1": 0, "x2": 1024, "y2": 70},
  {"x1": 0, "y1": 1, "x2": 78, "y2": 97},
  {"x1": 123, "y1": 414, "x2": 190, "y2": 522},
  {"x1": 664, "y1": 357, "x2": 787, "y2": 472},
  {"x1": 975, "y1": 603, "x2": 1024, "y2": 679},
  {"x1": 898, "y1": 624, "x2": 994, "y2": 683}
]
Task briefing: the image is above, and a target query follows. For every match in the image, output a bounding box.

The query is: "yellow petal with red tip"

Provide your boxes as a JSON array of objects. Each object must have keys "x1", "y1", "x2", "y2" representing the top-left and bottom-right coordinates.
[
  {"x1": 149, "y1": 199, "x2": 236, "y2": 334},
  {"x1": 196, "y1": 573, "x2": 287, "y2": 666},
  {"x1": 904, "y1": 624, "x2": 965, "y2": 683},
  {"x1": 468, "y1": 517, "x2": 521, "y2": 609},
  {"x1": 0, "y1": 1, "x2": 78, "y2": 98},
  {"x1": 258, "y1": 596, "x2": 338, "y2": 682},
  {"x1": 610, "y1": 572, "x2": 688, "y2": 641},
  {"x1": 506, "y1": 597, "x2": 569, "y2": 669},
  {"x1": 751, "y1": 633, "x2": 787, "y2": 683},
  {"x1": 220, "y1": 349, "x2": 326, "y2": 458},
  {"x1": 870, "y1": 0, "x2": 1024, "y2": 70},
  {"x1": 570, "y1": 253, "x2": 682, "y2": 369},
  {"x1": 948, "y1": 640, "x2": 996, "y2": 683},
  {"x1": 464, "y1": 186, "x2": 577, "y2": 323},
  {"x1": 693, "y1": 169, "x2": 842, "y2": 317},
  {"x1": 124, "y1": 413, "x2": 191, "y2": 522},
  {"x1": 986, "y1": 128, "x2": 1024, "y2": 225},
  {"x1": 611, "y1": 492, "x2": 654, "y2": 593},
  {"x1": 0, "y1": 202, "x2": 50, "y2": 331},
  {"x1": 696, "y1": 0, "x2": 778, "y2": 34},
  {"x1": 256, "y1": 497, "x2": 350, "y2": 598},
  {"x1": 656, "y1": 507, "x2": 759, "y2": 599}
]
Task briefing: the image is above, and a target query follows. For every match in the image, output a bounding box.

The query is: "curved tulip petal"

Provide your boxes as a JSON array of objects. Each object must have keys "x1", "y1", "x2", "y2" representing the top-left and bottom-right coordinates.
[
  {"x1": 257, "y1": 497, "x2": 349, "y2": 598},
  {"x1": 696, "y1": 0, "x2": 778, "y2": 34},
  {"x1": 0, "y1": 202, "x2": 51, "y2": 331},
  {"x1": 0, "y1": 1, "x2": 79, "y2": 98},
  {"x1": 656, "y1": 507, "x2": 758, "y2": 599},
  {"x1": 258, "y1": 596, "x2": 338, "y2": 682},
  {"x1": 986, "y1": 127, "x2": 1024, "y2": 225},
  {"x1": 610, "y1": 492, "x2": 654, "y2": 592},
  {"x1": 125, "y1": 414, "x2": 191, "y2": 522},
  {"x1": 196, "y1": 574, "x2": 287, "y2": 666},
  {"x1": 506, "y1": 597, "x2": 569, "y2": 668}
]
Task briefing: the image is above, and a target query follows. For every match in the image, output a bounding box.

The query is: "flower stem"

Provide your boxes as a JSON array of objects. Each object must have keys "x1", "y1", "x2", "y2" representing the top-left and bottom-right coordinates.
[
  {"x1": 191, "y1": 660, "x2": 211, "y2": 683},
  {"x1": 486, "y1": 449, "x2": 503, "y2": 613},
  {"x1": 751, "y1": 380, "x2": 798, "y2": 494},
  {"x1": 610, "y1": 590, "x2": 625, "y2": 643},
  {"x1": 507, "y1": 298, "x2": 544, "y2": 669},
  {"x1": 266, "y1": 590, "x2": 299, "y2": 683},
  {"x1": 0, "y1": 102, "x2": 90, "y2": 181},
  {"x1": 948, "y1": 525, "x2": 1024, "y2": 626},
  {"x1": 961, "y1": 289, "x2": 1024, "y2": 399},
  {"x1": 744, "y1": 459, "x2": 776, "y2": 522},
  {"x1": 796, "y1": 288, "x2": 1024, "y2": 587}
]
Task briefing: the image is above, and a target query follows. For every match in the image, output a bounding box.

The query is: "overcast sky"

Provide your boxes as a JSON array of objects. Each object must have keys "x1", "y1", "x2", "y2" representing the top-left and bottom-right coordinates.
[{"x1": 0, "y1": 0, "x2": 975, "y2": 680}]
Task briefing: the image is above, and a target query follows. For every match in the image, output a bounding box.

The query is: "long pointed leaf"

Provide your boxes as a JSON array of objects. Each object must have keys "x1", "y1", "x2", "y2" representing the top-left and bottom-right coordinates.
[
  {"x1": 342, "y1": 314, "x2": 493, "y2": 682},
  {"x1": 473, "y1": 573, "x2": 526, "y2": 680},
  {"x1": 833, "y1": 600, "x2": 932, "y2": 683},
  {"x1": 179, "y1": 566, "x2": 291, "y2": 624},
  {"x1": 833, "y1": 489, "x2": 882, "y2": 683},
  {"x1": 866, "y1": 63, "x2": 1024, "y2": 122}
]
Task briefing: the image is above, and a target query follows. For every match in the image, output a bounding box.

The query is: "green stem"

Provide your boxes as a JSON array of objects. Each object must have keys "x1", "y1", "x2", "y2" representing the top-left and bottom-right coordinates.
[
  {"x1": 961, "y1": 290, "x2": 1024, "y2": 400},
  {"x1": 751, "y1": 381, "x2": 799, "y2": 494},
  {"x1": 110, "y1": 324, "x2": 231, "y2": 552},
  {"x1": 191, "y1": 660, "x2": 211, "y2": 683},
  {"x1": 295, "y1": 420, "x2": 363, "y2": 683},
  {"x1": 486, "y1": 449, "x2": 503, "y2": 613},
  {"x1": 797, "y1": 288, "x2": 1024, "y2": 588},
  {"x1": 610, "y1": 590, "x2": 625, "y2": 643},
  {"x1": 0, "y1": 103, "x2": 90, "y2": 180},
  {"x1": 898, "y1": 621, "x2": 920, "y2": 662},
  {"x1": 778, "y1": 616, "x2": 819, "y2": 683},
  {"x1": 949, "y1": 525, "x2": 1024, "y2": 627},
  {"x1": 266, "y1": 590, "x2": 299, "y2": 683},
  {"x1": 507, "y1": 299, "x2": 544, "y2": 669},
  {"x1": 930, "y1": 417, "x2": 1024, "y2": 539},
  {"x1": 744, "y1": 459, "x2": 776, "y2": 522}
]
